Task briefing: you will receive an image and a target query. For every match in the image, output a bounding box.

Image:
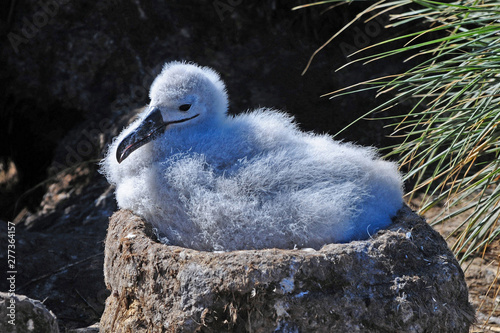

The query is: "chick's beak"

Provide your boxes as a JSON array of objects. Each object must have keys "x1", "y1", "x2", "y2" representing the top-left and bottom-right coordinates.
[
  {"x1": 116, "y1": 107, "x2": 200, "y2": 163},
  {"x1": 116, "y1": 107, "x2": 165, "y2": 164}
]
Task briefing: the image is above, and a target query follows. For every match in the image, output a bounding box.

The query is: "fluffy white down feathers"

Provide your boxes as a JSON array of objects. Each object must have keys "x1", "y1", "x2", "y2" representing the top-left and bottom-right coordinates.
[{"x1": 101, "y1": 62, "x2": 404, "y2": 251}]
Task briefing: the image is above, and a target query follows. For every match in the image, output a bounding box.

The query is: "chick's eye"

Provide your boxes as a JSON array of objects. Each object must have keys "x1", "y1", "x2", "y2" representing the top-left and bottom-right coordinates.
[{"x1": 179, "y1": 104, "x2": 191, "y2": 112}]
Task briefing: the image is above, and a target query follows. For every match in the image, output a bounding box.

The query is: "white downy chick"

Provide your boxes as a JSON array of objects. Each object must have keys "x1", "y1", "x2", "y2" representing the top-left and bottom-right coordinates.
[{"x1": 101, "y1": 61, "x2": 404, "y2": 251}]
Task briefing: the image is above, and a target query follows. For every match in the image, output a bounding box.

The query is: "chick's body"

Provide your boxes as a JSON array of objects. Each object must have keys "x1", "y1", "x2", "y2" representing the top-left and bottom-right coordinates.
[{"x1": 101, "y1": 62, "x2": 403, "y2": 251}]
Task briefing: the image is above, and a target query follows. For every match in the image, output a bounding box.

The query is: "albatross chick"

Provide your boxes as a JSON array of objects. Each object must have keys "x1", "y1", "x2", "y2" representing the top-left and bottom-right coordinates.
[{"x1": 101, "y1": 62, "x2": 404, "y2": 251}]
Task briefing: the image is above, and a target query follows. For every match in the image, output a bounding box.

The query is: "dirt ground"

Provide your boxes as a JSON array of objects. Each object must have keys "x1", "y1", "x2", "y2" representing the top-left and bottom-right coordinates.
[{"x1": 410, "y1": 196, "x2": 500, "y2": 333}]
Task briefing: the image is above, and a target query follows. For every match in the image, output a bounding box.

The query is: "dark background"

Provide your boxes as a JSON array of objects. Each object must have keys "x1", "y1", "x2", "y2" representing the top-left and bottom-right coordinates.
[{"x1": 0, "y1": 1, "x2": 418, "y2": 330}]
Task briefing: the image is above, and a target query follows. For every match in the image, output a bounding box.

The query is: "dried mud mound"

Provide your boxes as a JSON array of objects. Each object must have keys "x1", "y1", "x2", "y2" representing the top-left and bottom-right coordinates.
[{"x1": 101, "y1": 206, "x2": 474, "y2": 332}]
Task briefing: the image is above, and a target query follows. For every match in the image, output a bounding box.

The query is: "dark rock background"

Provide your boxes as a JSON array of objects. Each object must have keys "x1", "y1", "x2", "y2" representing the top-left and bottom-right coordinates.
[{"x1": 0, "y1": 0, "x2": 422, "y2": 330}]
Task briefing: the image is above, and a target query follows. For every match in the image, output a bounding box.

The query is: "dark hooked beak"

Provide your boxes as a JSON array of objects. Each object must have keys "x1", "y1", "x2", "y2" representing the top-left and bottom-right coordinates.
[{"x1": 116, "y1": 107, "x2": 199, "y2": 163}]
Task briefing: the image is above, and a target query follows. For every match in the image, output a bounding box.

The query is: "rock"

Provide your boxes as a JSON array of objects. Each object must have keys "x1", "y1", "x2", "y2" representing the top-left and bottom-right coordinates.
[
  {"x1": 100, "y1": 206, "x2": 474, "y2": 332},
  {"x1": 0, "y1": 292, "x2": 59, "y2": 333},
  {"x1": 0, "y1": 164, "x2": 112, "y2": 331},
  {"x1": 67, "y1": 322, "x2": 99, "y2": 333}
]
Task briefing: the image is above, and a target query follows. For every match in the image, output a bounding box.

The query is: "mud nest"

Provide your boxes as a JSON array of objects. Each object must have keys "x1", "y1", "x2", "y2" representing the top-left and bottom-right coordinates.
[{"x1": 100, "y1": 205, "x2": 474, "y2": 332}]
